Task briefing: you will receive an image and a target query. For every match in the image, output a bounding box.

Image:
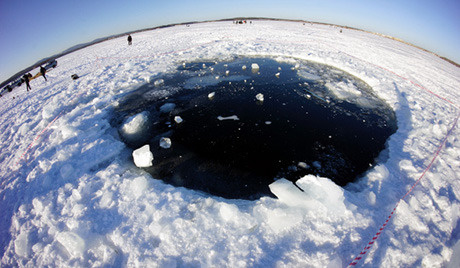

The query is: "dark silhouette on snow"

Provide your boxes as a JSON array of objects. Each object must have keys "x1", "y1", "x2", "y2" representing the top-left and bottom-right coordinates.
[
  {"x1": 127, "y1": 35, "x2": 132, "y2": 45},
  {"x1": 40, "y1": 66, "x2": 47, "y2": 81},
  {"x1": 23, "y1": 73, "x2": 32, "y2": 91}
]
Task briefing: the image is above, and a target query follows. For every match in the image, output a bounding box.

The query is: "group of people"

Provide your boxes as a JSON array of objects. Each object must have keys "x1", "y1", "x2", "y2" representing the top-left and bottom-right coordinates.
[
  {"x1": 23, "y1": 66, "x2": 47, "y2": 91},
  {"x1": 20, "y1": 33, "x2": 132, "y2": 93}
]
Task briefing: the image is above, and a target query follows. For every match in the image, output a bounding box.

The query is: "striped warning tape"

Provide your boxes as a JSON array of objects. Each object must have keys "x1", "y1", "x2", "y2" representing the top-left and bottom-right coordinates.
[
  {"x1": 348, "y1": 112, "x2": 459, "y2": 266},
  {"x1": 15, "y1": 110, "x2": 64, "y2": 167}
]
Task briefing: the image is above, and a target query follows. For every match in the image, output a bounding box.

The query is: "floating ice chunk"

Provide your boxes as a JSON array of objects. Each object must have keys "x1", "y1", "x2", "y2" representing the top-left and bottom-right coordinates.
[
  {"x1": 298, "y1": 162, "x2": 309, "y2": 169},
  {"x1": 154, "y1": 79, "x2": 164, "y2": 87},
  {"x1": 225, "y1": 70, "x2": 230, "y2": 75},
  {"x1": 160, "y1": 103, "x2": 176, "y2": 113},
  {"x1": 217, "y1": 115, "x2": 240, "y2": 121},
  {"x1": 275, "y1": 72, "x2": 280, "y2": 78},
  {"x1": 242, "y1": 65, "x2": 247, "y2": 70},
  {"x1": 184, "y1": 75, "x2": 249, "y2": 89},
  {"x1": 121, "y1": 111, "x2": 149, "y2": 135},
  {"x1": 269, "y1": 178, "x2": 321, "y2": 210},
  {"x1": 297, "y1": 175, "x2": 346, "y2": 213},
  {"x1": 174, "y1": 116, "x2": 183, "y2": 123},
  {"x1": 160, "y1": 137, "x2": 172, "y2": 149},
  {"x1": 132, "y1": 145, "x2": 154, "y2": 167},
  {"x1": 325, "y1": 81, "x2": 362, "y2": 101},
  {"x1": 265, "y1": 121, "x2": 272, "y2": 125},
  {"x1": 56, "y1": 232, "x2": 86, "y2": 258},
  {"x1": 298, "y1": 70, "x2": 321, "y2": 81},
  {"x1": 256, "y1": 93, "x2": 264, "y2": 102},
  {"x1": 313, "y1": 161, "x2": 322, "y2": 169},
  {"x1": 208, "y1": 92, "x2": 216, "y2": 99},
  {"x1": 251, "y1": 63, "x2": 259, "y2": 72},
  {"x1": 202, "y1": 63, "x2": 206, "y2": 68}
]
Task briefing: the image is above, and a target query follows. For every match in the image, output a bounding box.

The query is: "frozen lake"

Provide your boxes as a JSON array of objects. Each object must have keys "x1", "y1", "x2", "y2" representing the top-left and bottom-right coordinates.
[{"x1": 1, "y1": 20, "x2": 458, "y2": 267}]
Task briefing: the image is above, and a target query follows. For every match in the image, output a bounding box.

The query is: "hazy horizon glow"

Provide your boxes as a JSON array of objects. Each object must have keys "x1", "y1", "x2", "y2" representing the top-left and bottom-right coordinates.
[{"x1": 1, "y1": 0, "x2": 459, "y2": 83}]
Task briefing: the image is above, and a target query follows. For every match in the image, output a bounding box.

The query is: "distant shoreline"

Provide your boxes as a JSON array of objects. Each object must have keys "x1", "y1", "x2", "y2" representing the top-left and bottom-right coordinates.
[{"x1": 1, "y1": 17, "x2": 458, "y2": 91}]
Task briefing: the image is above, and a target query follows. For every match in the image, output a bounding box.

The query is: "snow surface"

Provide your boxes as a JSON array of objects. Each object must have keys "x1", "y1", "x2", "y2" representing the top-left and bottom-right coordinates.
[{"x1": 1, "y1": 20, "x2": 459, "y2": 267}]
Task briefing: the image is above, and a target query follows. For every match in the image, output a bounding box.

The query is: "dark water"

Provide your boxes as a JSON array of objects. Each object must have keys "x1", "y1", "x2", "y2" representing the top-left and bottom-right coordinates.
[{"x1": 111, "y1": 57, "x2": 397, "y2": 200}]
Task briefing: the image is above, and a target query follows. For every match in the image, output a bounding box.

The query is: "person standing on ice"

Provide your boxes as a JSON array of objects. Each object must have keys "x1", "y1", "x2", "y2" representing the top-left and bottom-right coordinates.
[
  {"x1": 40, "y1": 66, "x2": 47, "y2": 81},
  {"x1": 127, "y1": 34, "x2": 132, "y2": 45},
  {"x1": 23, "y1": 73, "x2": 32, "y2": 91}
]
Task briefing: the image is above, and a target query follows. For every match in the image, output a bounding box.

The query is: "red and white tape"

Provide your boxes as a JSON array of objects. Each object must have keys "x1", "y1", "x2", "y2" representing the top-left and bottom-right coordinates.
[{"x1": 348, "y1": 112, "x2": 458, "y2": 266}]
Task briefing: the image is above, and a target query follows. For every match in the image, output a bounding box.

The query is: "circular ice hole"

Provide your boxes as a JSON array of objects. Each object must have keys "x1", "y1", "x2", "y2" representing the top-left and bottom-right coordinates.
[{"x1": 112, "y1": 57, "x2": 397, "y2": 200}]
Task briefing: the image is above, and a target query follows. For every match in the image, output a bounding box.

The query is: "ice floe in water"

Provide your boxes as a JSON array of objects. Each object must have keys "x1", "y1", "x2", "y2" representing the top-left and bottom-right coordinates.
[
  {"x1": 119, "y1": 111, "x2": 152, "y2": 147},
  {"x1": 133, "y1": 144, "x2": 154, "y2": 167}
]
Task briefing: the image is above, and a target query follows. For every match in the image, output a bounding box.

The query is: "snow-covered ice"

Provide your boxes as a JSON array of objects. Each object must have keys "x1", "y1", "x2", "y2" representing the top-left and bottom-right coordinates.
[{"x1": 1, "y1": 20, "x2": 459, "y2": 267}]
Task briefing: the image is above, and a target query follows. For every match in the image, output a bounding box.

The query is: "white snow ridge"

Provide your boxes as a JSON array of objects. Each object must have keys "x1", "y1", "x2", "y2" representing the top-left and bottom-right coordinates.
[{"x1": 1, "y1": 20, "x2": 459, "y2": 268}]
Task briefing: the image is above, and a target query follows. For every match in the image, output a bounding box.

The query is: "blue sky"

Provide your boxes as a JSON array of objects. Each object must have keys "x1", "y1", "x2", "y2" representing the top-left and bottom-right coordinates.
[{"x1": 1, "y1": 0, "x2": 459, "y2": 83}]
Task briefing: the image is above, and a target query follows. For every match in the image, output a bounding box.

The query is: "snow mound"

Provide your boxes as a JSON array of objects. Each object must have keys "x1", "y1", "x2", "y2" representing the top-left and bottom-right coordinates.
[
  {"x1": 56, "y1": 232, "x2": 86, "y2": 258},
  {"x1": 132, "y1": 144, "x2": 154, "y2": 167}
]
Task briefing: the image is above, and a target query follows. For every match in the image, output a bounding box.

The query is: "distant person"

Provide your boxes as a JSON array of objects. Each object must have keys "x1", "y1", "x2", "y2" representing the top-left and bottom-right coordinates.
[
  {"x1": 40, "y1": 66, "x2": 47, "y2": 81},
  {"x1": 23, "y1": 73, "x2": 32, "y2": 91},
  {"x1": 127, "y1": 35, "x2": 132, "y2": 45}
]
